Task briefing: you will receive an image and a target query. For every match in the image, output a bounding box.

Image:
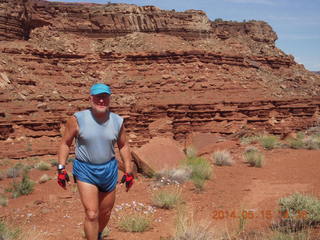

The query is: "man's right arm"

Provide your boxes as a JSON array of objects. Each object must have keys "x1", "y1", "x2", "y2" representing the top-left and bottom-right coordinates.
[{"x1": 58, "y1": 116, "x2": 78, "y2": 167}]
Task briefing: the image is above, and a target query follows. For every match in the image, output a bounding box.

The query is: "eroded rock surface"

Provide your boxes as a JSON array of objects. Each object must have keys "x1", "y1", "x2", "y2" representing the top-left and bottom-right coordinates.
[{"x1": 0, "y1": 0, "x2": 319, "y2": 159}]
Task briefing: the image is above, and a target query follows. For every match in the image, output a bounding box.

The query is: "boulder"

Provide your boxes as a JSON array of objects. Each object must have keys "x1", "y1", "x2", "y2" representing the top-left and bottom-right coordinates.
[{"x1": 132, "y1": 137, "x2": 185, "y2": 176}]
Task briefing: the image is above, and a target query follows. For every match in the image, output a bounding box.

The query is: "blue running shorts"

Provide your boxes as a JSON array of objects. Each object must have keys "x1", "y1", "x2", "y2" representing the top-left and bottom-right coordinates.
[{"x1": 73, "y1": 158, "x2": 118, "y2": 192}]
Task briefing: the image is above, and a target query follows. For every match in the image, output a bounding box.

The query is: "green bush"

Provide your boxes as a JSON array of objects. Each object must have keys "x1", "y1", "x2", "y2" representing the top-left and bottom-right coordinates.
[
  {"x1": 152, "y1": 189, "x2": 182, "y2": 209},
  {"x1": 7, "y1": 171, "x2": 35, "y2": 198},
  {"x1": 183, "y1": 157, "x2": 212, "y2": 191},
  {"x1": 244, "y1": 149, "x2": 264, "y2": 168},
  {"x1": 213, "y1": 150, "x2": 234, "y2": 166},
  {"x1": 0, "y1": 221, "x2": 21, "y2": 240},
  {"x1": 35, "y1": 161, "x2": 51, "y2": 171},
  {"x1": 0, "y1": 195, "x2": 8, "y2": 207},
  {"x1": 185, "y1": 157, "x2": 212, "y2": 181},
  {"x1": 259, "y1": 135, "x2": 280, "y2": 150},
  {"x1": 49, "y1": 159, "x2": 58, "y2": 167},
  {"x1": 288, "y1": 138, "x2": 305, "y2": 149},
  {"x1": 118, "y1": 213, "x2": 150, "y2": 232},
  {"x1": 278, "y1": 193, "x2": 320, "y2": 231}
]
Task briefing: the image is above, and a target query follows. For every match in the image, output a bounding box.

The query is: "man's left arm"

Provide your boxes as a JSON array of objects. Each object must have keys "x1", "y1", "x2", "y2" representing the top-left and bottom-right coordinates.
[{"x1": 117, "y1": 125, "x2": 133, "y2": 175}]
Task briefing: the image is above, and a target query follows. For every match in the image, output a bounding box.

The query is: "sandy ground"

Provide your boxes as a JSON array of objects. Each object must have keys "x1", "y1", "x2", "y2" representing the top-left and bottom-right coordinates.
[{"x1": 1, "y1": 146, "x2": 320, "y2": 239}]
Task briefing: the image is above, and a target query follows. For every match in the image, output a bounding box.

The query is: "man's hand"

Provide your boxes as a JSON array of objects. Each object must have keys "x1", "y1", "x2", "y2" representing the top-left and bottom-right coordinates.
[
  {"x1": 57, "y1": 168, "x2": 70, "y2": 189},
  {"x1": 120, "y1": 173, "x2": 134, "y2": 192}
]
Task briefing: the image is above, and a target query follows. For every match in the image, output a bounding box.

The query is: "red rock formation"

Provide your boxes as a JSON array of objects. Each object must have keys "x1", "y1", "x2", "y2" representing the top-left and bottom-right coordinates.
[{"x1": 0, "y1": 0, "x2": 319, "y2": 159}]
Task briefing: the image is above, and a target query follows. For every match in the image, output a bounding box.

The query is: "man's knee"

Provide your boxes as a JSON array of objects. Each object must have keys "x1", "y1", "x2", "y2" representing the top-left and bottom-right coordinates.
[
  {"x1": 100, "y1": 207, "x2": 112, "y2": 217},
  {"x1": 85, "y1": 209, "x2": 99, "y2": 221}
]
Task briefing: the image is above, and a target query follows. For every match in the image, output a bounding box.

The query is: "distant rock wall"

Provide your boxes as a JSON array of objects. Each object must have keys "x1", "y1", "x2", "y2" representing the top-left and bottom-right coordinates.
[
  {"x1": 0, "y1": 0, "x2": 320, "y2": 160},
  {"x1": 1, "y1": 0, "x2": 277, "y2": 44},
  {"x1": 0, "y1": 0, "x2": 30, "y2": 40}
]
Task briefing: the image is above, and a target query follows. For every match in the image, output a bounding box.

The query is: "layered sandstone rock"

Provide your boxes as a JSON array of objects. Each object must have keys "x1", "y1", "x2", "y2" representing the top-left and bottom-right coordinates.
[{"x1": 0, "y1": 0, "x2": 319, "y2": 159}]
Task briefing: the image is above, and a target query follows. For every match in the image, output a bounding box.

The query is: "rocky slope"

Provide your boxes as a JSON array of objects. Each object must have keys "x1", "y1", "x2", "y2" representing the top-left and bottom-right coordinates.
[{"x1": 0, "y1": 0, "x2": 319, "y2": 159}]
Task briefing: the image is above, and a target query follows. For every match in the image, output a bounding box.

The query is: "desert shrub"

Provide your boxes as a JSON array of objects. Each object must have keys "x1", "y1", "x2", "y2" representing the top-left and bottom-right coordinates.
[
  {"x1": 38, "y1": 174, "x2": 51, "y2": 184},
  {"x1": 191, "y1": 176, "x2": 206, "y2": 192},
  {"x1": 7, "y1": 171, "x2": 35, "y2": 198},
  {"x1": 183, "y1": 157, "x2": 212, "y2": 191},
  {"x1": 304, "y1": 136, "x2": 320, "y2": 150},
  {"x1": 155, "y1": 167, "x2": 192, "y2": 185},
  {"x1": 49, "y1": 159, "x2": 58, "y2": 167},
  {"x1": 185, "y1": 157, "x2": 212, "y2": 181},
  {"x1": 152, "y1": 188, "x2": 182, "y2": 209},
  {"x1": 0, "y1": 220, "x2": 46, "y2": 240},
  {"x1": 6, "y1": 167, "x2": 22, "y2": 178},
  {"x1": 34, "y1": 161, "x2": 51, "y2": 171},
  {"x1": 240, "y1": 135, "x2": 261, "y2": 145},
  {"x1": 0, "y1": 221, "x2": 21, "y2": 240},
  {"x1": 278, "y1": 193, "x2": 320, "y2": 231},
  {"x1": 270, "y1": 230, "x2": 310, "y2": 240},
  {"x1": 213, "y1": 150, "x2": 234, "y2": 166},
  {"x1": 0, "y1": 195, "x2": 8, "y2": 207},
  {"x1": 185, "y1": 146, "x2": 197, "y2": 159},
  {"x1": 173, "y1": 207, "x2": 214, "y2": 240},
  {"x1": 118, "y1": 213, "x2": 150, "y2": 232},
  {"x1": 244, "y1": 149, "x2": 264, "y2": 167},
  {"x1": 259, "y1": 135, "x2": 280, "y2": 150},
  {"x1": 288, "y1": 138, "x2": 305, "y2": 149}
]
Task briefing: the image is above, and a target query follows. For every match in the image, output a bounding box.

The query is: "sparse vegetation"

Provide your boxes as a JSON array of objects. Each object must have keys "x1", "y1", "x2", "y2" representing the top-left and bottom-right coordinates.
[
  {"x1": 155, "y1": 167, "x2": 192, "y2": 185},
  {"x1": 278, "y1": 193, "x2": 320, "y2": 230},
  {"x1": 288, "y1": 137, "x2": 305, "y2": 149},
  {"x1": 152, "y1": 188, "x2": 182, "y2": 209},
  {"x1": 7, "y1": 171, "x2": 35, "y2": 198},
  {"x1": 118, "y1": 213, "x2": 151, "y2": 232},
  {"x1": 34, "y1": 161, "x2": 51, "y2": 171},
  {"x1": 49, "y1": 159, "x2": 58, "y2": 167},
  {"x1": 0, "y1": 220, "x2": 21, "y2": 240},
  {"x1": 0, "y1": 195, "x2": 8, "y2": 207},
  {"x1": 244, "y1": 148, "x2": 264, "y2": 167},
  {"x1": 6, "y1": 167, "x2": 22, "y2": 178},
  {"x1": 259, "y1": 135, "x2": 280, "y2": 150},
  {"x1": 173, "y1": 207, "x2": 214, "y2": 240},
  {"x1": 38, "y1": 174, "x2": 51, "y2": 184},
  {"x1": 270, "y1": 230, "x2": 310, "y2": 240},
  {"x1": 185, "y1": 146, "x2": 197, "y2": 159},
  {"x1": 240, "y1": 135, "x2": 261, "y2": 145},
  {"x1": 183, "y1": 156, "x2": 212, "y2": 191},
  {"x1": 213, "y1": 150, "x2": 234, "y2": 166}
]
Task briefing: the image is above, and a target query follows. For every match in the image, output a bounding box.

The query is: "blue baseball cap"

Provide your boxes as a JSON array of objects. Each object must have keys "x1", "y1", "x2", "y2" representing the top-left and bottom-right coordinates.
[{"x1": 90, "y1": 83, "x2": 111, "y2": 95}]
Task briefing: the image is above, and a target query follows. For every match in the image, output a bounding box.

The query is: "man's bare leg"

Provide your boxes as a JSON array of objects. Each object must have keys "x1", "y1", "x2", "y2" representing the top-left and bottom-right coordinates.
[
  {"x1": 98, "y1": 190, "x2": 116, "y2": 235},
  {"x1": 77, "y1": 180, "x2": 99, "y2": 240}
]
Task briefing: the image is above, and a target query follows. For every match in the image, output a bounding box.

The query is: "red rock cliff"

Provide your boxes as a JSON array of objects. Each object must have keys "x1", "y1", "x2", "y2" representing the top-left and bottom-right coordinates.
[{"x1": 0, "y1": 0, "x2": 319, "y2": 159}]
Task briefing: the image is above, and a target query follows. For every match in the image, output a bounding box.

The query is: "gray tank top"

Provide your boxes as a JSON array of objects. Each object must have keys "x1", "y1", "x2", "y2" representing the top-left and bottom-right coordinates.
[{"x1": 74, "y1": 109, "x2": 123, "y2": 164}]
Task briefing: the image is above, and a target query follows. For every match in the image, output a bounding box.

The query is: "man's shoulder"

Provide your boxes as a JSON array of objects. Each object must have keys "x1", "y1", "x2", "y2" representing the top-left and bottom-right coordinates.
[
  {"x1": 109, "y1": 112, "x2": 123, "y2": 119},
  {"x1": 74, "y1": 109, "x2": 90, "y2": 117}
]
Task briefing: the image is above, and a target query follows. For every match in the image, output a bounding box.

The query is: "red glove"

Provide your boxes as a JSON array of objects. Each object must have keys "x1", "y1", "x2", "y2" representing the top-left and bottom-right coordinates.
[
  {"x1": 120, "y1": 173, "x2": 134, "y2": 192},
  {"x1": 57, "y1": 168, "x2": 70, "y2": 189}
]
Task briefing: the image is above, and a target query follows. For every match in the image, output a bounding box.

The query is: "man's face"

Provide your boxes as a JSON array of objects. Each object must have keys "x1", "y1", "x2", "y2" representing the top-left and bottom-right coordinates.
[{"x1": 90, "y1": 93, "x2": 110, "y2": 113}]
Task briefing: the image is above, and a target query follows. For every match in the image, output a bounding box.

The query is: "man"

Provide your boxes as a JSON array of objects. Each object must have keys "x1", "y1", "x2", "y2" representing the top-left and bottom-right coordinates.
[{"x1": 57, "y1": 83, "x2": 134, "y2": 240}]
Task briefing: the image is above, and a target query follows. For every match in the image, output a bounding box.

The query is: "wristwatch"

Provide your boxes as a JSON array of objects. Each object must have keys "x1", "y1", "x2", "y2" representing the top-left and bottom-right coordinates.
[{"x1": 58, "y1": 164, "x2": 65, "y2": 170}]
